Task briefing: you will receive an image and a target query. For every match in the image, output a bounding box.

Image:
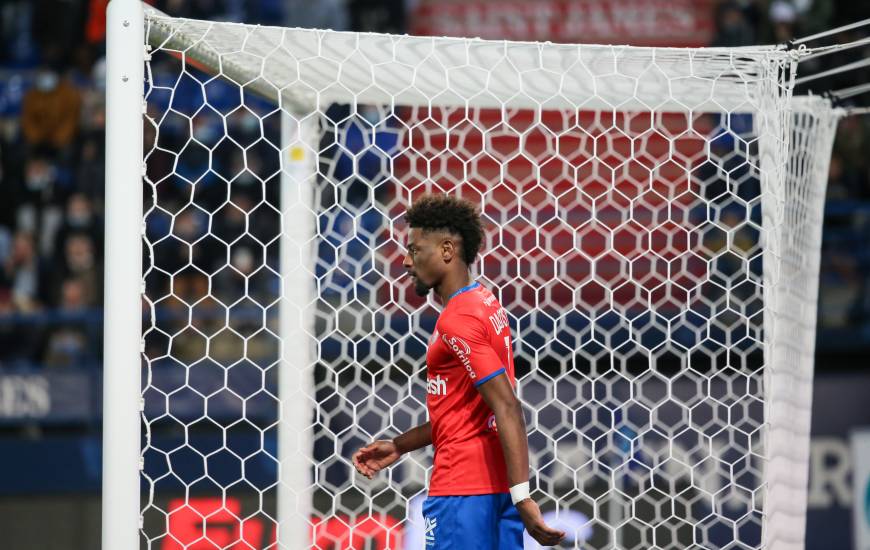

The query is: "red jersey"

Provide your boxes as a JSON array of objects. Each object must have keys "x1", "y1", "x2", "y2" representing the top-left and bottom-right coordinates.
[{"x1": 425, "y1": 281, "x2": 516, "y2": 496}]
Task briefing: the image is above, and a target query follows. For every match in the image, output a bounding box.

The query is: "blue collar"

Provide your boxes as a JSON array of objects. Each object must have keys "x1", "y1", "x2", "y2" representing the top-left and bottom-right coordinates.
[{"x1": 448, "y1": 281, "x2": 480, "y2": 301}]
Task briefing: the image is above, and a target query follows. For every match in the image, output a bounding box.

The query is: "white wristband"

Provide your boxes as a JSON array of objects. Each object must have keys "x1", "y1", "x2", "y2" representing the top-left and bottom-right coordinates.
[{"x1": 509, "y1": 481, "x2": 530, "y2": 505}]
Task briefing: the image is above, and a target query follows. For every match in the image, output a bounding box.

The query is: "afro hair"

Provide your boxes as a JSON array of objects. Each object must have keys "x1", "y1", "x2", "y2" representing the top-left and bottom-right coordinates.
[{"x1": 404, "y1": 194, "x2": 485, "y2": 265}]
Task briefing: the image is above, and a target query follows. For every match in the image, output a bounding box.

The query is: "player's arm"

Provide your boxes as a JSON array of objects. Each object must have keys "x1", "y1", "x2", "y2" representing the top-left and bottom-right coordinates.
[
  {"x1": 351, "y1": 421, "x2": 431, "y2": 479},
  {"x1": 477, "y1": 374, "x2": 566, "y2": 547},
  {"x1": 476, "y1": 376, "x2": 528, "y2": 485},
  {"x1": 394, "y1": 421, "x2": 432, "y2": 454}
]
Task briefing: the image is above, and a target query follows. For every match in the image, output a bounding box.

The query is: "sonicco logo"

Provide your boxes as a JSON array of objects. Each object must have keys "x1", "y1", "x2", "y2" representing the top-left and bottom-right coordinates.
[
  {"x1": 442, "y1": 334, "x2": 475, "y2": 378},
  {"x1": 426, "y1": 375, "x2": 447, "y2": 396}
]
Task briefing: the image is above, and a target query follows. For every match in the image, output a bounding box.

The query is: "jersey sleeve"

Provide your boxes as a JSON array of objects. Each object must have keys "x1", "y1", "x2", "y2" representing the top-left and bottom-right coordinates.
[{"x1": 439, "y1": 313, "x2": 506, "y2": 386}]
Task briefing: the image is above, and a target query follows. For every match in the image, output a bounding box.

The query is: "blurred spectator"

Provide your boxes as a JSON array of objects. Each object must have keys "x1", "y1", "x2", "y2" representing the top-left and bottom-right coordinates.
[
  {"x1": 284, "y1": 0, "x2": 349, "y2": 30},
  {"x1": 769, "y1": 0, "x2": 798, "y2": 43},
  {"x1": 818, "y1": 249, "x2": 862, "y2": 328},
  {"x1": 2, "y1": 231, "x2": 46, "y2": 312},
  {"x1": 0, "y1": 226, "x2": 11, "y2": 265},
  {"x1": 156, "y1": 0, "x2": 229, "y2": 20},
  {"x1": 79, "y1": 56, "x2": 105, "y2": 131},
  {"x1": 19, "y1": 151, "x2": 59, "y2": 211},
  {"x1": 32, "y1": 1, "x2": 86, "y2": 63},
  {"x1": 51, "y1": 233, "x2": 100, "y2": 307},
  {"x1": 20, "y1": 66, "x2": 82, "y2": 153},
  {"x1": 74, "y1": 53, "x2": 106, "y2": 206},
  {"x1": 826, "y1": 154, "x2": 861, "y2": 201},
  {"x1": 0, "y1": 0, "x2": 864, "y2": 381},
  {"x1": 712, "y1": 1, "x2": 755, "y2": 47},
  {"x1": 212, "y1": 195, "x2": 251, "y2": 244},
  {"x1": 85, "y1": 0, "x2": 109, "y2": 45},
  {"x1": 42, "y1": 278, "x2": 95, "y2": 368},
  {"x1": 54, "y1": 193, "x2": 102, "y2": 266},
  {"x1": 832, "y1": 116, "x2": 870, "y2": 197},
  {"x1": 0, "y1": 287, "x2": 41, "y2": 366},
  {"x1": 0, "y1": 1, "x2": 38, "y2": 68},
  {"x1": 238, "y1": 0, "x2": 283, "y2": 25},
  {"x1": 75, "y1": 135, "x2": 106, "y2": 205},
  {"x1": 786, "y1": 0, "x2": 834, "y2": 40},
  {"x1": 68, "y1": 45, "x2": 95, "y2": 90},
  {"x1": 14, "y1": 151, "x2": 72, "y2": 259},
  {"x1": 350, "y1": 0, "x2": 405, "y2": 34}
]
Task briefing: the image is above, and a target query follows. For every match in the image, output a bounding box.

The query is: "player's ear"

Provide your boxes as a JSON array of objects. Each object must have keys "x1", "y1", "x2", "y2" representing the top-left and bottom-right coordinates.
[{"x1": 440, "y1": 238, "x2": 456, "y2": 262}]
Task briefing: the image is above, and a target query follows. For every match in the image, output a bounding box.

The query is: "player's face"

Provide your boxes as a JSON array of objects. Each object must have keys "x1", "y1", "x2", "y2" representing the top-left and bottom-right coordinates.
[{"x1": 403, "y1": 227, "x2": 440, "y2": 297}]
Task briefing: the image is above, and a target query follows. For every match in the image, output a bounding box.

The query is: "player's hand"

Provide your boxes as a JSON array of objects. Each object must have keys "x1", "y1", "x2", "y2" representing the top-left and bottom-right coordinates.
[
  {"x1": 351, "y1": 440, "x2": 401, "y2": 479},
  {"x1": 516, "y1": 499, "x2": 566, "y2": 547}
]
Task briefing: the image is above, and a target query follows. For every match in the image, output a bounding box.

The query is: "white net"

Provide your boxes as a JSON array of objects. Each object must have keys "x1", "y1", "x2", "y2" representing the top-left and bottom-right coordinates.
[
  {"x1": 762, "y1": 95, "x2": 840, "y2": 548},
  {"x1": 131, "y1": 10, "x2": 832, "y2": 550}
]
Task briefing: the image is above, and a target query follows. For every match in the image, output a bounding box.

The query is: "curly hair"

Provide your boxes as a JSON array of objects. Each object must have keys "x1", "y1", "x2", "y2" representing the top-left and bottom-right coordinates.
[{"x1": 404, "y1": 194, "x2": 485, "y2": 265}]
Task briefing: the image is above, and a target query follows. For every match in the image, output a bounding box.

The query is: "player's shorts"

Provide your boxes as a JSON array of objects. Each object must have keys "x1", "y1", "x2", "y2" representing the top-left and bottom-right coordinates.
[{"x1": 421, "y1": 493, "x2": 523, "y2": 549}]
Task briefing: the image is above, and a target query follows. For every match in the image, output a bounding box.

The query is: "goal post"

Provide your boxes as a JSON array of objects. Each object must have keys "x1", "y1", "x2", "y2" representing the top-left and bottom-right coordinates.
[
  {"x1": 277, "y1": 110, "x2": 318, "y2": 548},
  {"x1": 102, "y1": 1, "x2": 840, "y2": 548},
  {"x1": 102, "y1": 2, "x2": 145, "y2": 550}
]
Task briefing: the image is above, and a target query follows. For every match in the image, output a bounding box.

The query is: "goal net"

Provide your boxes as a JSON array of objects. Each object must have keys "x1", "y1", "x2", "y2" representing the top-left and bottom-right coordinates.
[{"x1": 105, "y1": 4, "x2": 837, "y2": 549}]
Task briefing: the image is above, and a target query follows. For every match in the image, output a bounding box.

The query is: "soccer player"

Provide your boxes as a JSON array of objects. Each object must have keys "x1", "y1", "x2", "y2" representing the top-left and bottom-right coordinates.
[{"x1": 352, "y1": 194, "x2": 566, "y2": 548}]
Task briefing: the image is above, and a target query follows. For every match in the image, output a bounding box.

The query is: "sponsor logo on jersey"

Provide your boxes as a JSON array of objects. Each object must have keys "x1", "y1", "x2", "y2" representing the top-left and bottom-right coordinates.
[
  {"x1": 427, "y1": 374, "x2": 448, "y2": 396},
  {"x1": 488, "y1": 307, "x2": 509, "y2": 335},
  {"x1": 424, "y1": 516, "x2": 437, "y2": 546},
  {"x1": 428, "y1": 328, "x2": 440, "y2": 347},
  {"x1": 483, "y1": 293, "x2": 497, "y2": 307},
  {"x1": 442, "y1": 334, "x2": 475, "y2": 379},
  {"x1": 486, "y1": 413, "x2": 498, "y2": 432}
]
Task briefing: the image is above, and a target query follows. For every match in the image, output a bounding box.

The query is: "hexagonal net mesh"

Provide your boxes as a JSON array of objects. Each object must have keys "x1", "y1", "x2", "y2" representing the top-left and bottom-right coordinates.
[{"x1": 134, "y1": 10, "x2": 833, "y2": 550}]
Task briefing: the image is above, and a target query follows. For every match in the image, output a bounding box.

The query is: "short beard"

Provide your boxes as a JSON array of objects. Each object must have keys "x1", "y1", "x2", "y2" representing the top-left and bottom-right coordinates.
[{"x1": 414, "y1": 278, "x2": 431, "y2": 297}]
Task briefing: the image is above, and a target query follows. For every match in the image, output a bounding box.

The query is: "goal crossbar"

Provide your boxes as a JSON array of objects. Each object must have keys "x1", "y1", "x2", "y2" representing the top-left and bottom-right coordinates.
[{"x1": 143, "y1": 4, "x2": 793, "y2": 114}]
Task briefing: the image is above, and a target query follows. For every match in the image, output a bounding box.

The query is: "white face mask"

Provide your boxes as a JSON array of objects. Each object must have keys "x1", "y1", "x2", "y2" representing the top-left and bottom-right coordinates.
[
  {"x1": 359, "y1": 106, "x2": 380, "y2": 125},
  {"x1": 35, "y1": 71, "x2": 59, "y2": 92},
  {"x1": 193, "y1": 124, "x2": 219, "y2": 144},
  {"x1": 26, "y1": 164, "x2": 55, "y2": 191},
  {"x1": 235, "y1": 171, "x2": 256, "y2": 187},
  {"x1": 67, "y1": 211, "x2": 91, "y2": 227},
  {"x1": 68, "y1": 246, "x2": 94, "y2": 271},
  {"x1": 232, "y1": 248, "x2": 255, "y2": 274},
  {"x1": 240, "y1": 113, "x2": 259, "y2": 133}
]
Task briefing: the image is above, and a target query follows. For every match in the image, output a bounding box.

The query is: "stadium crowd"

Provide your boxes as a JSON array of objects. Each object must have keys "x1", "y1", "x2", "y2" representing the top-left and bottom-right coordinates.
[{"x1": 0, "y1": 0, "x2": 868, "y2": 374}]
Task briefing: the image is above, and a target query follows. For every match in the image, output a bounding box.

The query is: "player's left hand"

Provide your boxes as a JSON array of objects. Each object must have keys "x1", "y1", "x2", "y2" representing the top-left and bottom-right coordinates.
[{"x1": 516, "y1": 499, "x2": 566, "y2": 547}]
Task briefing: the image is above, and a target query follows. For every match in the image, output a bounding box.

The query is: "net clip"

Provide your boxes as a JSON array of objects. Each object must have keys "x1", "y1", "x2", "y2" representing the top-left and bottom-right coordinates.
[
  {"x1": 823, "y1": 90, "x2": 843, "y2": 109},
  {"x1": 785, "y1": 40, "x2": 808, "y2": 61}
]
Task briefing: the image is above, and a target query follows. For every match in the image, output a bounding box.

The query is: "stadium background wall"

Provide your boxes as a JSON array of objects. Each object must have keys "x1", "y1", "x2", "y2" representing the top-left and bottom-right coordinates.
[{"x1": 0, "y1": 370, "x2": 867, "y2": 549}]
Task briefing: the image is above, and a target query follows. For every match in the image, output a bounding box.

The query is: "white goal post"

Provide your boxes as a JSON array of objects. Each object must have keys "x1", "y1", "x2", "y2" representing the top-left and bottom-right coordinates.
[{"x1": 102, "y1": 1, "x2": 840, "y2": 548}]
